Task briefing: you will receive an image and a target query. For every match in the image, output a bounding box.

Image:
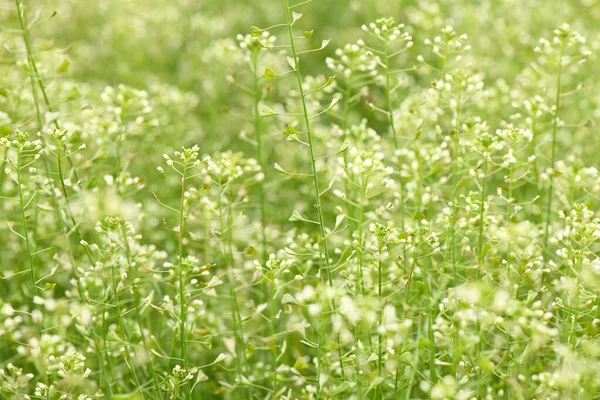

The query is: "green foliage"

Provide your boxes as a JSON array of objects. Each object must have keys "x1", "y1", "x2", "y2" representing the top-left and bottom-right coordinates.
[{"x1": 1, "y1": 0, "x2": 600, "y2": 399}]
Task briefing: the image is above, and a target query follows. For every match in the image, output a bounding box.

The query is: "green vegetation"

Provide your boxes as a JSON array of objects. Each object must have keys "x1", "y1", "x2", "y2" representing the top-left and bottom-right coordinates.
[{"x1": 1, "y1": 0, "x2": 600, "y2": 398}]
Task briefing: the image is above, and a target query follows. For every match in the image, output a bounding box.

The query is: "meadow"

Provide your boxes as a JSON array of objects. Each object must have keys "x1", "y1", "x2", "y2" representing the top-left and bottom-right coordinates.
[{"x1": 1, "y1": 0, "x2": 600, "y2": 398}]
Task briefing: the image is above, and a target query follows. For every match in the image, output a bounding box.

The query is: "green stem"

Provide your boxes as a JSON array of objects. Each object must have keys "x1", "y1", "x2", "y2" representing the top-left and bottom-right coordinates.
[
  {"x1": 384, "y1": 42, "x2": 399, "y2": 150},
  {"x1": 252, "y1": 51, "x2": 269, "y2": 264},
  {"x1": 16, "y1": 151, "x2": 45, "y2": 379},
  {"x1": 217, "y1": 184, "x2": 248, "y2": 396},
  {"x1": 377, "y1": 244, "x2": 383, "y2": 379},
  {"x1": 177, "y1": 164, "x2": 190, "y2": 399},
  {"x1": 477, "y1": 154, "x2": 489, "y2": 277},
  {"x1": 506, "y1": 163, "x2": 514, "y2": 286},
  {"x1": 543, "y1": 43, "x2": 564, "y2": 249},
  {"x1": 110, "y1": 254, "x2": 144, "y2": 397},
  {"x1": 282, "y1": 0, "x2": 345, "y2": 386},
  {"x1": 448, "y1": 90, "x2": 462, "y2": 283}
]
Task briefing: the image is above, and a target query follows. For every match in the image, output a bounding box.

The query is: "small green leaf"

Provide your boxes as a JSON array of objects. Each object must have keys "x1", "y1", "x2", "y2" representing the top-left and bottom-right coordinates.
[
  {"x1": 111, "y1": 391, "x2": 143, "y2": 400},
  {"x1": 205, "y1": 275, "x2": 223, "y2": 289},
  {"x1": 64, "y1": 86, "x2": 81, "y2": 101},
  {"x1": 259, "y1": 105, "x2": 278, "y2": 117},
  {"x1": 273, "y1": 163, "x2": 288, "y2": 174},
  {"x1": 286, "y1": 56, "x2": 296, "y2": 69},
  {"x1": 262, "y1": 67, "x2": 277, "y2": 79},
  {"x1": 294, "y1": 357, "x2": 309, "y2": 370},
  {"x1": 244, "y1": 343, "x2": 255, "y2": 355},
  {"x1": 414, "y1": 120, "x2": 424, "y2": 139},
  {"x1": 289, "y1": 210, "x2": 319, "y2": 224},
  {"x1": 321, "y1": 96, "x2": 340, "y2": 113},
  {"x1": 300, "y1": 339, "x2": 317, "y2": 348},
  {"x1": 44, "y1": 282, "x2": 56, "y2": 291},
  {"x1": 282, "y1": 293, "x2": 299, "y2": 305},
  {"x1": 291, "y1": 12, "x2": 303, "y2": 24},
  {"x1": 304, "y1": 30, "x2": 314, "y2": 38},
  {"x1": 334, "y1": 214, "x2": 345, "y2": 231},
  {"x1": 56, "y1": 58, "x2": 71, "y2": 74},
  {"x1": 284, "y1": 125, "x2": 297, "y2": 135},
  {"x1": 324, "y1": 76, "x2": 335, "y2": 88},
  {"x1": 289, "y1": 210, "x2": 305, "y2": 222},
  {"x1": 251, "y1": 26, "x2": 263, "y2": 37},
  {"x1": 191, "y1": 369, "x2": 208, "y2": 392},
  {"x1": 413, "y1": 211, "x2": 425, "y2": 221},
  {"x1": 367, "y1": 352, "x2": 378, "y2": 363}
]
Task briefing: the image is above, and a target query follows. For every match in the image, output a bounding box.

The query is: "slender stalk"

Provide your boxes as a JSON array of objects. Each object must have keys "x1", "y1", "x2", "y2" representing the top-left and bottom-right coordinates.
[
  {"x1": 177, "y1": 164, "x2": 190, "y2": 399},
  {"x1": 376, "y1": 241, "x2": 383, "y2": 379},
  {"x1": 543, "y1": 43, "x2": 564, "y2": 249},
  {"x1": 448, "y1": 89, "x2": 462, "y2": 282},
  {"x1": 123, "y1": 230, "x2": 161, "y2": 396},
  {"x1": 252, "y1": 50, "x2": 278, "y2": 394},
  {"x1": 477, "y1": 154, "x2": 489, "y2": 277},
  {"x1": 506, "y1": 161, "x2": 514, "y2": 281},
  {"x1": 252, "y1": 51, "x2": 269, "y2": 264},
  {"x1": 101, "y1": 304, "x2": 115, "y2": 396},
  {"x1": 282, "y1": 0, "x2": 345, "y2": 385},
  {"x1": 16, "y1": 151, "x2": 45, "y2": 380},
  {"x1": 217, "y1": 183, "x2": 249, "y2": 397},
  {"x1": 383, "y1": 42, "x2": 399, "y2": 150},
  {"x1": 16, "y1": 0, "x2": 94, "y2": 286},
  {"x1": 109, "y1": 254, "x2": 144, "y2": 397}
]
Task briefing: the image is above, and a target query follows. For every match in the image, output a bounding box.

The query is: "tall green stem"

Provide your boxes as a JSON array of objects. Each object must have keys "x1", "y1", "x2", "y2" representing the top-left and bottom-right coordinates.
[
  {"x1": 252, "y1": 52, "x2": 269, "y2": 264},
  {"x1": 477, "y1": 154, "x2": 489, "y2": 277},
  {"x1": 543, "y1": 44, "x2": 564, "y2": 249},
  {"x1": 109, "y1": 255, "x2": 144, "y2": 397},
  {"x1": 217, "y1": 184, "x2": 249, "y2": 397},
  {"x1": 178, "y1": 164, "x2": 190, "y2": 399},
  {"x1": 16, "y1": 152, "x2": 45, "y2": 378},
  {"x1": 282, "y1": 0, "x2": 345, "y2": 385}
]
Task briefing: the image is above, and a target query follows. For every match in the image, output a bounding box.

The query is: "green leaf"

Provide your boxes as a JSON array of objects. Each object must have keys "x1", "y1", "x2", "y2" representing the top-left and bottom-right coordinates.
[
  {"x1": 286, "y1": 56, "x2": 296, "y2": 69},
  {"x1": 367, "y1": 352, "x2": 378, "y2": 363},
  {"x1": 191, "y1": 369, "x2": 208, "y2": 392},
  {"x1": 251, "y1": 26, "x2": 263, "y2": 37},
  {"x1": 319, "y1": 39, "x2": 331, "y2": 50},
  {"x1": 56, "y1": 58, "x2": 71, "y2": 74},
  {"x1": 273, "y1": 163, "x2": 288, "y2": 174},
  {"x1": 245, "y1": 343, "x2": 255, "y2": 355},
  {"x1": 259, "y1": 105, "x2": 278, "y2": 117},
  {"x1": 414, "y1": 120, "x2": 424, "y2": 139},
  {"x1": 291, "y1": 12, "x2": 303, "y2": 24},
  {"x1": 284, "y1": 125, "x2": 296, "y2": 135},
  {"x1": 293, "y1": 357, "x2": 309, "y2": 370},
  {"x1": 64, "y1": 86, "x2": 81, "y2": 101},
  {"x1": 334, "y1": 214, "x2": 345, "y2": 231},
  {"x1": 282, "y1": 293, "x2": 299, "y2": 305},
  {"x1": 262, "y1": 67, "x2": 277, "y2": 79},
  {"x1": 111, "y1": 391, "x2": 143, "y2": 400},
  {"x1": 303, "y1": 30, "x2": 314, "y2": 38},
  {"x1": 289, "y1": 210, "x2": 318, "y2": 224},
  {"x1": 44, "y1": 282, "x2": 56, "y2": 291},
  {"x1": 300, "y1": 339, "x2": 317, "y2": 348},
  {"x1": 324, "y1": 76, "x2": 335, "y2": 87}
]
